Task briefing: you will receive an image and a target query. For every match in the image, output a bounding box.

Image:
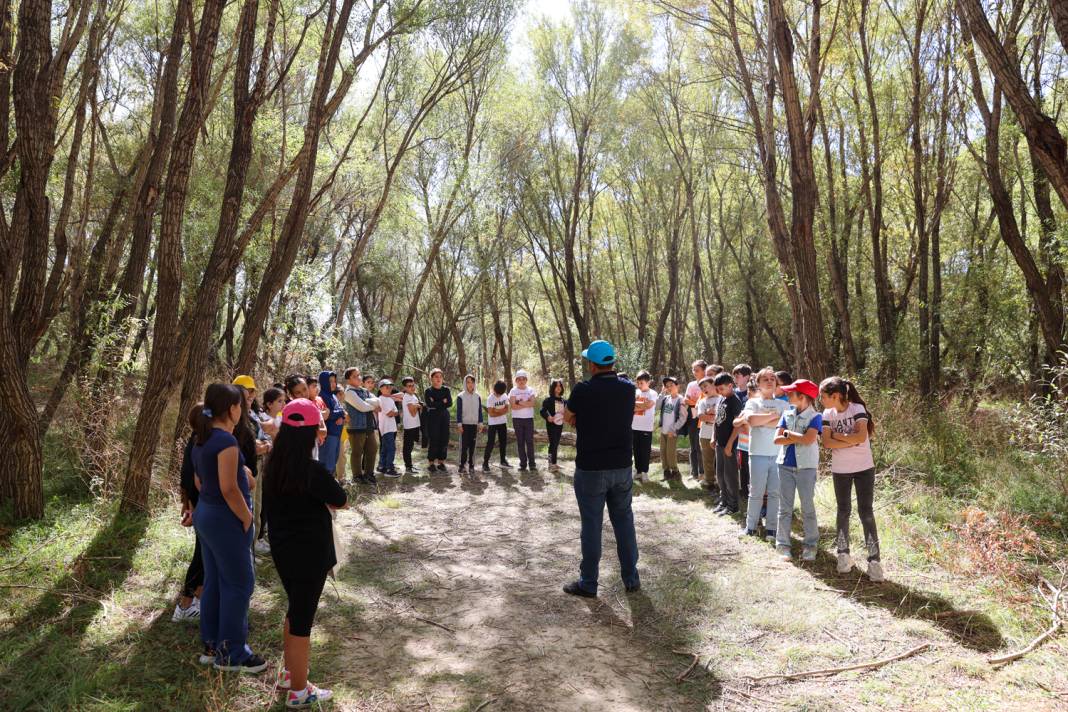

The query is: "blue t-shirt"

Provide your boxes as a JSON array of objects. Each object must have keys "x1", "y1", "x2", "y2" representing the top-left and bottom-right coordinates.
[
  {"x1": 193, "y1": 428, "x2": 250, "y2": 508},
  {"x1": 778, "y1": 411, "x2": 823, "y2": 467}
]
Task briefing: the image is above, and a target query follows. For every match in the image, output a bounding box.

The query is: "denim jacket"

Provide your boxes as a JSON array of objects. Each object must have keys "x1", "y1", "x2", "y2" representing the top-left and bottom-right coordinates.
[{"x1": 777, "y1": 405, "x2": 821, "y2": 469}]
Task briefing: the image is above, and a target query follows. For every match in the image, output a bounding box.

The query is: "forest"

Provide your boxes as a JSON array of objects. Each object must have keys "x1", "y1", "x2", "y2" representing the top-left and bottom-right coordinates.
[{"x1": 5, "y1": 0, "x2": 1067, "y2": 521}]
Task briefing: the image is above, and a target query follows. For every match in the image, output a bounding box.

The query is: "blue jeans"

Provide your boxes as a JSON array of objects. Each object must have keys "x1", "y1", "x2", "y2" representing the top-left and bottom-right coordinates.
[
  {"x1": 573, "y1": 467, "x2": 640, "y2": 593},
  {"x1": 378, "y1": 431, "x2": 396, "y2": 471},
  {"x1": 194, "y1": 502, "x2": 256, "y2": 664},
  {"x1": 776, "y1": 466, "x2": 819, "y2": 551},
  {"x1": 746, "y1": 454, "x2": 780, "y2": 532},
  {"x1": 318, "y1": 433, "x2": 340, "y2": 474}
]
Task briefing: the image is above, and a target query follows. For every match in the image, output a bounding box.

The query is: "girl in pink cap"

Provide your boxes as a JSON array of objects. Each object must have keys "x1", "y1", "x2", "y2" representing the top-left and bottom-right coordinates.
[{"x1": 262, "y1": 398, "x2": 348, "y2": 707}]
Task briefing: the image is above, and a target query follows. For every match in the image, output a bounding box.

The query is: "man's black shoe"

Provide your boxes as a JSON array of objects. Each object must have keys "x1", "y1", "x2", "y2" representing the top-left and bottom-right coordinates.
[{"x1": 562, "y1": 581, "x2": 596, "y2": 598}]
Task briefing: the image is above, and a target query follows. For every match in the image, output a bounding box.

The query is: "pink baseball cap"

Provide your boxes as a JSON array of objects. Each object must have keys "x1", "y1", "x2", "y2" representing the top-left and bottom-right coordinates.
[{"x1": 282, "y1": 398, "x2": 321, "y2": 427}]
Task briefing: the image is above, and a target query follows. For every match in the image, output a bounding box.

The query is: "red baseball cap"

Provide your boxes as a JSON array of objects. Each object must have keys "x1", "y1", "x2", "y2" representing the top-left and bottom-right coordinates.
[
  {"x1": 781, "y1": 379, "x2": 820, "y2": 400},
  {"x1": 282, "y1": 398, "x2": 321, "y2": 427}
]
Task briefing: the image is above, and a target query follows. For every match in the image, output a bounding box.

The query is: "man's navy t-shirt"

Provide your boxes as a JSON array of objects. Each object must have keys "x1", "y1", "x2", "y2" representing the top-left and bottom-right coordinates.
[{"x1": 566, "y1": 372, "x2": 635, "y2": 471}]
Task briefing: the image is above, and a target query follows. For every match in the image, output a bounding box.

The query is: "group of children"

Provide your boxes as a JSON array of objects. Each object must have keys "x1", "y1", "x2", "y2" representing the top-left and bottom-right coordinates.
[{"x1": 634, "y1": 361, "x2": 882, "y2": 581}]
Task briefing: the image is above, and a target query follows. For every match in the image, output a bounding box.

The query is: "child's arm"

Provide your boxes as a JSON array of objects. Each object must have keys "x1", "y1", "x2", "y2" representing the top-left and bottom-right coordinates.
[
  {"x1": 773, "y1": 427, "x2": 791, "y2": 446},
  {"x1": 747, "y1": 412, "x2": 781, "y2": 426},
  {"x1": 724, "y1": 424, "x2": 740, "y2": 455},
  {"x1": 831, "y1": 419, "x2": 870, "y2": 446}
]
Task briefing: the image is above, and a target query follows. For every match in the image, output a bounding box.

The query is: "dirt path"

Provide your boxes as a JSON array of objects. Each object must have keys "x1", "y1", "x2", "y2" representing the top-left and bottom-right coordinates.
[{"x1": 295, "y1": 458, "x2": 1063, "y2": 711}]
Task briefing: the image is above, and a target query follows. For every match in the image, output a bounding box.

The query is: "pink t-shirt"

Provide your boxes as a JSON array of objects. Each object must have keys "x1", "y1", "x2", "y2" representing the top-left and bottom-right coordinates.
[{"x1": 822, "y1": 402, "x2": 874, "y2": 473}]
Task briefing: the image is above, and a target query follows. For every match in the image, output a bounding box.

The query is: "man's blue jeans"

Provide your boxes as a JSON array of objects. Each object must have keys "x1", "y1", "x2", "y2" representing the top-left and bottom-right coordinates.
[{"x1": 573, "y1": 467, "x2": 640, "y2": 593}]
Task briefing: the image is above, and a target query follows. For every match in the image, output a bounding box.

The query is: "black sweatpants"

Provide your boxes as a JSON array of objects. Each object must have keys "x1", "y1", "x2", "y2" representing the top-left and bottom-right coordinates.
[
  {"x1": 277, "y1": 569, "x2": 329, "y2": 637},
  {"x1": 546, "y1": 422, "x2": 563, "y2": 464},
  {"x1": 483, "y1": 423, "x2": 508, "y2": 465},
  {"x1": 427, "y1": 412, "x2": 450, "y2": 461},
  {"x1": 181, "y1": 533, "x2": 204, "y2": 598},
  {"x1": 738, "y1": 451, "x2": 750, "y2": 500},
  {"x1": 833, "y1": 468, "x2": 880, "y2": 561},
  {"x1": 459, "y1": 424, "x2": 478, "y2": 466},
  {"x1": 403, "y1": 427, "x2": 421, "y2": 468},
  {"x1": 632, "y1": 430, "x2": 653, "y2": 474}
]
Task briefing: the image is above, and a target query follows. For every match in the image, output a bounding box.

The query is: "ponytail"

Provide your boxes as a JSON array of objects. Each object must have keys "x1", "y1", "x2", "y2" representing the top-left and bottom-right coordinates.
[
  {"x1": 819, "y1": 376, "x2": 875, "y2": 436},
  {"x1": 196, "y1": 383, "x2": 243, "y2": 445}
]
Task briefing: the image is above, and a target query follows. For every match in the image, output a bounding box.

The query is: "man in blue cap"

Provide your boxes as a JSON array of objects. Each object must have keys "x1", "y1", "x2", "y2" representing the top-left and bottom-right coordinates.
[{"x1": 561, "y1": 339, "x2": 641, "y2": 597}]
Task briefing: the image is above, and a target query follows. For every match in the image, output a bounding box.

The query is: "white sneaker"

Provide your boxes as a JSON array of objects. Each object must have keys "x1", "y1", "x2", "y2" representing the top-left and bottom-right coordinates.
[
  {"x1": 255, "y1": 539, "x2": 271, "y2": 556},
  {"x1": 172, "y1": 600, "x2": 200, "y2": 623},
  {"x1": 867, "y1": 560, "x2": 884, "y2": 582},
  {"x1": 777, "y1": 547, "x2": 792, "y2": 561},
  {"x1": 836, "y1": 553, "x2": 853, "y2": 574},
  {"x1": 801, "y1": 547, "x2": 817, "y2": 562},
  {"x1": 286, "y1": 684, "x2": 333, "y2": 708}
]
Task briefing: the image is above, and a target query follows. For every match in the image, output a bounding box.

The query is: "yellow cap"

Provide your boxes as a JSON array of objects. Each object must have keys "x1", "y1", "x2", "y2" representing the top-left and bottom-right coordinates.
[{"x1": 232, "y1": 375, "x2": 256, "y2": 390}]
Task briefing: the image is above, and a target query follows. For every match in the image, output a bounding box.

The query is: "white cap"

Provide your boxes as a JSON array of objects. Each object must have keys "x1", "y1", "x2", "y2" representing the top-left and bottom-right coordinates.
[{"x1": 515, "y1": 369, "x2": 530, "y2": 379}]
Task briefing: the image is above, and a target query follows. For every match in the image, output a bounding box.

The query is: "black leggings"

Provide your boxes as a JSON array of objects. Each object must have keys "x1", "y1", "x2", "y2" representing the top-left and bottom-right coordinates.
[
  {"x1": 738, "y1": 451, "x2": 750, "y2": 499},
  {"x1": 427, "y1": 413, "x2": 450, "y2": 461},
  {"x1": 632, "y1": 431, "x2": 652, "y2": 473},
  {"x1": 278, "y1": 570, "x2": 329, "y2": 637},
  {"x1": 403, "y1": 427, "x2": 420, "y2": 467},
  {"x1": 833, "y1": 468, "x2": 880, "y2": 561},
  {"x1": 546, "y1": 422, "x2": 563, "y2": 464},
  {"x1": 483, "y1": 423, "x2": 508, "y2": 464},
  {"x1": 460, "y1": 424, "x2": 478, "y2": 466},
  {"x1": 181, "y1": 533, "x2": 204, "y2": 598}
]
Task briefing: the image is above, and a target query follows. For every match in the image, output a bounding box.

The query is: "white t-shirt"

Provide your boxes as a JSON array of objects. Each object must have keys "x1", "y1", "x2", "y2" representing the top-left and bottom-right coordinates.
[
  {"x1": 632, "y1": 387, "x2": 658, "y2": 432},
  {"x1": 487, "y1": 393, "x2": 509, "y2": 426},
  {"x1": 378, "y1": 396, "x2": 398, "y2": 434},
  {"x1": 401, "y1": 393, "x2": 421, "y2": 430},
  {"x1": 822, "y1": 402, "x2": 875, "y2": 473},
  {"x1": 696, "y1": 395, "x2": 721, "y2": 439},
  {"x1": 743, "y1": 396, "x2": 788, "y2": 457},
  {"x1": 509, "y1": 386, "x2": 536, "y2": 419}
]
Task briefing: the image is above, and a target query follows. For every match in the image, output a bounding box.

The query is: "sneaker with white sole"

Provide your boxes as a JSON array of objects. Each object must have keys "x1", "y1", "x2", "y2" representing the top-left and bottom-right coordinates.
[
  {"x1": 836, "y1": 553, "x2": 853, "y2": 574},
  {"x1": 801, "y1": 547, "x2": 817, "y2": 561},
  {"x1": 867, "y1": 560, "x2": 884, "y2": 582},
  {"x1": 197, "y1": 645, "x2": 217, "y2": 665},
  {"x1": 254, "y1": 538, "x2": 271, "y2": 556},
  {"x1": 172, "y1": 599, "x2": 200, "y2": 623},
  {"x1": 286, "y1": 684, "x2": 333, "y2": 708},
  {"x1": 276, "y1": 668, "x2": 292, "y2": 690},
  {"x1": 777, "y1": 547, "x2": 792, "y2": 561},
  {"x1": 214, "y1": 653, "x2": 268, "y2": 674},
  {"x1": 765, "y1": 530, "x2": 776, "y2": 544}
]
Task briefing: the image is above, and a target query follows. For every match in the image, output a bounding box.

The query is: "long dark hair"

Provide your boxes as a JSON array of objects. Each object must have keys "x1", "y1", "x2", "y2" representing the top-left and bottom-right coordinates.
[
  {"x1": 264, "y1": 423, "x2": 319, "y2": 498},
  {"x1": 549, "y1": 378, "x2": 564, "y2": 398},
  {"x1": 263, "y1": 387, "x2": 284, "y2": 411},
  {"x1": 820, "y1": 376, "x2": 875, "y2": 435},
  {"x1": 194, "y1": 384, "x2": 242, "y2": 445},
  {"x1": 233, "y1": 386, "x2": 257, "y2": 451}
]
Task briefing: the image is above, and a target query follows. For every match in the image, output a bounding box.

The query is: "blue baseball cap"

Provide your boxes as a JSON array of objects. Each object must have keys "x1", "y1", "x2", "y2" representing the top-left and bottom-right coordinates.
[{"x1": 581, "y1": 340, "x2": 617, "y2": 365}]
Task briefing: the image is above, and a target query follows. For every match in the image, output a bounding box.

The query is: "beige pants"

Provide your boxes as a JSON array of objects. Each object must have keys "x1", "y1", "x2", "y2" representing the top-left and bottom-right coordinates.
[
  {"x1": 660, "y1": 433, "x2": 678, "y2": 472},
  {"x1": 700, "y1": 437, "x2": 717, "y2": 486}
]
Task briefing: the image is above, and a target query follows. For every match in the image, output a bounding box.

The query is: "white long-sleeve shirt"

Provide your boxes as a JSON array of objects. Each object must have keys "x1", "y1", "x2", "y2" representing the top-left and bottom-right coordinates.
[{"x1": 344, "y1": 386, "x2": 375, "y2": 412}]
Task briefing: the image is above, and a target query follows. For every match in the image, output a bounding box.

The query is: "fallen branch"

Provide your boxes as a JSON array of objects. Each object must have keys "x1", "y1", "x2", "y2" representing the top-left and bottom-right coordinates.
[
  {"x1": 988, "y1": 576, "x2": 1063, "y2": 667},
  {"x1": 745, "y1": 642, "x2": 931, "y2": 682},
  {"x1": 414, "y1": 615, "x2": 456, "y2": 634},
  {"x1": 473, "y1": 698, "x2": 496, "y2": 712},
  {"x1": 723, "y1": 685, "x2": 780, "y2": 705},
  {"x1": 674, "y1": 652, "x2": 700, "y2": 683}
]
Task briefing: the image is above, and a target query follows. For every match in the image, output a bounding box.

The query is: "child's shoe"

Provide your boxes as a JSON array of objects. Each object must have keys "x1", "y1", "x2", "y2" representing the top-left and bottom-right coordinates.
[
  {"x1": 836, "y1": 553, "x2": 853, "y2": 573},
  {"x1": 738, "y1": 527, "x2": 757, "y2": 538},
  {"x1": 866, "y1": 560, "x2": 884, "y2": 582},
  {"x1": 777, "y1": 547, "x2": 792, "y2": 561},
  {"x1": 172, "y1": 599, "x2": 200, "y2": 623},
  {"x1": 384, "y1": 468, "x2": 400, "y2": 478},
  {"x1": 801, "y1": 547, "x2": 817, "y2": 562},
  {"x1": 286, "y1": 684, "x2": 333, "y2": 708},
  {"x1": 764, "y1": 530, "x2": 776, "y2": 544},
  {"x1": 276, "y1": 667, "x2": 292, "y2": 690}
]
